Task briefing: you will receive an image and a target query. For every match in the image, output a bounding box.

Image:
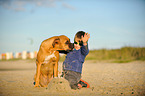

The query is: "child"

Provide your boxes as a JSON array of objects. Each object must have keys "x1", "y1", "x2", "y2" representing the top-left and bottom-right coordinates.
[{"x1": 63, "y1": 31, "x2": 90, "y2": 90}]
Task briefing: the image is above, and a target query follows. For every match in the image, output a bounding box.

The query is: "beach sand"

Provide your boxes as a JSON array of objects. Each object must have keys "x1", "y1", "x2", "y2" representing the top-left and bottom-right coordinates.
[{"x1": 0, "y1": 60, "x2": 145, "y2": 96}]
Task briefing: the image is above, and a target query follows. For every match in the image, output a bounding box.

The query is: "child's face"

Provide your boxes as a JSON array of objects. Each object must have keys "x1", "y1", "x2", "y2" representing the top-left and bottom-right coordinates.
[{"x1": 74, "y1": 37, "x2": 82, "y2": 50}]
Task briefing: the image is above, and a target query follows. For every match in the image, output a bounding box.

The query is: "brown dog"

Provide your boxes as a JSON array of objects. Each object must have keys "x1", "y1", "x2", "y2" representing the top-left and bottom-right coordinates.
[{"x1": 34, "y1": 35, "x2": 73, "y2": 87}]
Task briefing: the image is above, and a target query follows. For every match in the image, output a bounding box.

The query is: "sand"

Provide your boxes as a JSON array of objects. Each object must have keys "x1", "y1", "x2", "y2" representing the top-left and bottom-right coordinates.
[{"x1": 0, "y1": 60, "x2": 145, "y2": 96}]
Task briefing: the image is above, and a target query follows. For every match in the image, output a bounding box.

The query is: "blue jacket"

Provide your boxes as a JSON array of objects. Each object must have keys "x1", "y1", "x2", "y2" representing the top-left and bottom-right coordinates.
[{"x1": 63, "y1": 44, "x2": 89, "y2": 73}]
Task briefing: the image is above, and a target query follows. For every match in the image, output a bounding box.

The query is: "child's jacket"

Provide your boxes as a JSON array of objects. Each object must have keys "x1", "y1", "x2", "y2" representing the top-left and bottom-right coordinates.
[{"x1": 63, "y1": 44, "x2": 89, "y2": 73}]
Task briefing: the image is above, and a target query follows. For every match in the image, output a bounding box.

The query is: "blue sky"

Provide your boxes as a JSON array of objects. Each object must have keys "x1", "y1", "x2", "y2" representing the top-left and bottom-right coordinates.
[{"x1": 0, "y1": 0, "x2": 145, "y2": 54}]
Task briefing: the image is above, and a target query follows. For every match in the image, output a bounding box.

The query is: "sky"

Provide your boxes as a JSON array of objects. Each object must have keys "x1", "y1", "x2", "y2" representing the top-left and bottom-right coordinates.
[{"x1": 0, "y1": 0, "x2": 145, "y2": 54}]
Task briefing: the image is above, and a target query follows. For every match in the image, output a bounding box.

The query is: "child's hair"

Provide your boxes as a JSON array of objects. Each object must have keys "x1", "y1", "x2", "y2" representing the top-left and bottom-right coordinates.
[{"x1": 75, "y1": 31, "x2": 85, "y2": 39}]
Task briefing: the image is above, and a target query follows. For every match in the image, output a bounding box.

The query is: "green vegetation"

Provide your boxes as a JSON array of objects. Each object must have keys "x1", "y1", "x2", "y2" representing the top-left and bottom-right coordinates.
[
  {"x1": 85, "y1": 47, "x2": 145, "y2": 63},
  {"x1": 0, "y1": 58, "x2": 21, "y2": 62}
]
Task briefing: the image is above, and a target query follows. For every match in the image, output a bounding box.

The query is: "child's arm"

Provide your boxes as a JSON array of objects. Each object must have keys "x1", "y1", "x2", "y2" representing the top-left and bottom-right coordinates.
[
  {"x1": 81, "y1": 33, "x2": 90, "y2": 56},
  {"x1": 81, "y1": 44, "x2": 89, "y2": 56}
]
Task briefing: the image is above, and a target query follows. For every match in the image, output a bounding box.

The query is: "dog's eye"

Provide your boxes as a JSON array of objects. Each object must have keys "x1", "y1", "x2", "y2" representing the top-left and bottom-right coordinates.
[{"x1": 65, "y1": 41, "x2": 69, "y2": 44}]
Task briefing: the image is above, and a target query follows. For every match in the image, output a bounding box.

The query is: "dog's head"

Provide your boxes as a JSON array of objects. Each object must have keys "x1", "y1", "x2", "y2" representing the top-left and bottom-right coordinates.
[
  {"x1": 40, "y1": 36, "x2": 62, "y2": 52},
  {"x1": 58, "y1": 35, "x2": 73, "y2": 51},
  {"x1": 41, "y1": 35, "x2": 73, "y2": 52}
]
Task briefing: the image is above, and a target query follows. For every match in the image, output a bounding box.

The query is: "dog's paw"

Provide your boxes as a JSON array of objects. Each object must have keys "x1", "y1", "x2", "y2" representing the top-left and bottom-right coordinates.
[{"x1": 34, "y1": 84, "x2": 40, "y2": 88}]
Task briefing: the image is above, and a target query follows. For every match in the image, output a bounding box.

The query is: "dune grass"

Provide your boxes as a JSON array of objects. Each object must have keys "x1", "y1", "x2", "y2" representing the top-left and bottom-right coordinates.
[{"x1": 85, "y1": 47, "x2": 145, "y2": 63}]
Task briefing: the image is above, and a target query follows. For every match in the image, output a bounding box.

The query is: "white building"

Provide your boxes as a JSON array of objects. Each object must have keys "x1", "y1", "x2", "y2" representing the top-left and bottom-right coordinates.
[{"x1": 22, "y1": 51, "x2": 27, "y2": 59}]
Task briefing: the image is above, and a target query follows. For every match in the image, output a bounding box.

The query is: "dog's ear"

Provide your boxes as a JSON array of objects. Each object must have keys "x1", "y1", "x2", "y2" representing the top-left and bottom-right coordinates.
[{"x1": 52, "y1": 38, "x2": 60, "y2": 48}]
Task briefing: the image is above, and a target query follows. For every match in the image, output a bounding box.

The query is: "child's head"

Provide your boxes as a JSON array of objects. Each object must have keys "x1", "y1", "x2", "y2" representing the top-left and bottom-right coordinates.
[{"x1": 74, "y1": 31, "x2": 85, "y2": 50}]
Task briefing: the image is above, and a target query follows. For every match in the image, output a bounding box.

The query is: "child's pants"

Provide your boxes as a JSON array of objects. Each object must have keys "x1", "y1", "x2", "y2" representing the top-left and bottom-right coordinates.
[{"x1": 64, "y1": 70, "x2": 81, "y2": 89}]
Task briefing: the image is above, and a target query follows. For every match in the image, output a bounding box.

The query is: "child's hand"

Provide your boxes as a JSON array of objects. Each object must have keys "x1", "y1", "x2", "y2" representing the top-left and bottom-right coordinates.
[{"x1": 81, "y1": 33, "x2": 90, "y2": 45}]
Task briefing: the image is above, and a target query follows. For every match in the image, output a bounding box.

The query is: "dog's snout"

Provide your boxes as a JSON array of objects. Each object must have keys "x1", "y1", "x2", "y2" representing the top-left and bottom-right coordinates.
[{"x1": 69, "y1": 43, "x2": 74, "y2": 50}]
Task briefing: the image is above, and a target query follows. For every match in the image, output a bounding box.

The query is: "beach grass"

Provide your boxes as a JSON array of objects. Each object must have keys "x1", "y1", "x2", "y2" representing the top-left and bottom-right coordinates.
[{"x1": 85, "y1": 47, "x2": 145, "y2": 63}]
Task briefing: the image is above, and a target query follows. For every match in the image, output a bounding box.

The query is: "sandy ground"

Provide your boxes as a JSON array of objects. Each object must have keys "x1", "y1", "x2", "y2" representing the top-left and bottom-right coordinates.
[{"x1": 0, "y1": 60, "x2": 145, "y2": 96}]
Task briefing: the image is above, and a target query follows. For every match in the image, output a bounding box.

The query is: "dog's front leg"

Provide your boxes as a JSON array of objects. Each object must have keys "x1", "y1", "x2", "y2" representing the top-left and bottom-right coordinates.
[
  {"x1": 53, "y1": 62, "x2": 58, "y2": 78},
  {"x1": 34, "y1": 62, "x2": 41, "y2": 87}
]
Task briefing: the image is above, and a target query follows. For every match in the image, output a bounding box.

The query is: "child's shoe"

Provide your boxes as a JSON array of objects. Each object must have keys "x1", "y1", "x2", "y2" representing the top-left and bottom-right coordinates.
[{"x1": 78, "y1": 79, "x2": 90, "y2": 88}]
